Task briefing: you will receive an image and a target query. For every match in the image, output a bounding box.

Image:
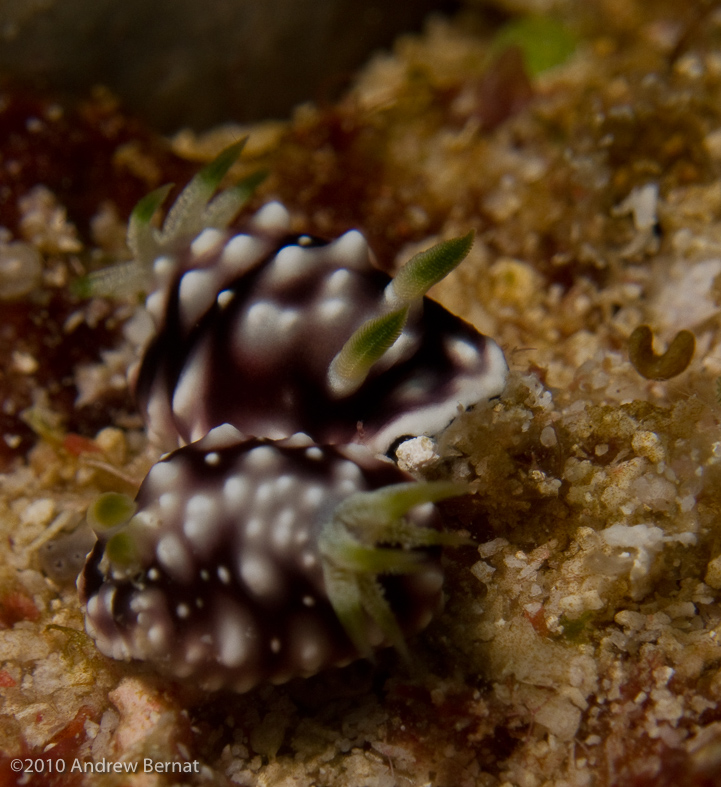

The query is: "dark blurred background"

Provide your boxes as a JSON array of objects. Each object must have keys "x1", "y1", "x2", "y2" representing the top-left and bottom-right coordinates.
[{"x1": 0, "y1": 0, "x2": 462, "y2": 131}]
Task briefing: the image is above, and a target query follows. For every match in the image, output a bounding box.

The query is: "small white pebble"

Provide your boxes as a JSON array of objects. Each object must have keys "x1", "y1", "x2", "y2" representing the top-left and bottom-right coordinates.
[
  {"x1": 540, "y1": 426, "x2": 557, "y2": 448},
  {"x1": 395, "y1": 436, "x2": 439, "y2": 473},
  {"x1": 665, "y1": 601, "x2": 696, "y2": 618},
  {"x1": 11, "y1": 350, "x2": 38, "y2": 374},
  {"x1": 705, "y1": 554, "x2": 721, "y2": 589}
]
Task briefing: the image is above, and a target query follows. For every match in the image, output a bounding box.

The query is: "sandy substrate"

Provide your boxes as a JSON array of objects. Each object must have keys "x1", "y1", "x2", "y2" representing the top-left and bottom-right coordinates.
[{"x1": 1, "y1": 2, "x2": 721, "y2": 785}]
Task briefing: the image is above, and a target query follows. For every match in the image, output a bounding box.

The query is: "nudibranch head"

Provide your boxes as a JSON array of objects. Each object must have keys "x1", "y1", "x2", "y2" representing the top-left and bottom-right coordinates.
[
  {"x1": 78, "y1": 428, "x2": 463, "y2": 692},
  {"x1": 96, "y1": 140, "x2": 508, "y2": 453}
]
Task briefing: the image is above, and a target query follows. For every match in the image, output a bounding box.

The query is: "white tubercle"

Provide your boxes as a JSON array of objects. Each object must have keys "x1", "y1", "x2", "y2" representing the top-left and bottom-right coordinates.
[
  {"x1": 199, "y1": 423, "x2": 246, "y2": 450},
  {"x1": 220, "y1": 234, "x2": 266, "y2": 276},
  {"x1": 327, "y1": 230, "x2": 371, "y2": 271},
  {"x1": 178, "y1": 269, "x2": 221, "y2": 330},
  {"x1": 266, "y1": 245, "x2": 316, "y2": 287},
  {"x1": 145, "y1": 290, "x2": 167, "y2": 324},
  {"x1": 172, "y1": 338, "x2": 211, "y2": 438},
  {"x1": 190, "y1": 228, "x2": 225, "y2": 257},
  {"x1": 250, "y1": 201, "x2": 291, "y2": 233},
  {"x1": 152, "y1": 255, "x2": 175, "y2": 284}
]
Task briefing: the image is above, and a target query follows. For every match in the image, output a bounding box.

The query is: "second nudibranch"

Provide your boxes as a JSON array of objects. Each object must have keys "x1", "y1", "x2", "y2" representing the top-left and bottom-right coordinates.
[
  {"x1": 79, "y1": 427, "x2": 464, "y2": 692},
  {"x1": 104, "y1": 140, "x2": 508, "y2": 453}
]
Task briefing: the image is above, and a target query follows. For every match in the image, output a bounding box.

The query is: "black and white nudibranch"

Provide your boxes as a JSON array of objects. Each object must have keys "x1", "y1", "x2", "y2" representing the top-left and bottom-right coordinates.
[
  {"x1": 78, "y1": 139, "x2": 508, "y2": 690},
  {"x1": 100, "y1": 140, "x2": 508, "y2": 453},
  {"x1": 79, "y1": 427, "x2": 463, "y2": 692}
]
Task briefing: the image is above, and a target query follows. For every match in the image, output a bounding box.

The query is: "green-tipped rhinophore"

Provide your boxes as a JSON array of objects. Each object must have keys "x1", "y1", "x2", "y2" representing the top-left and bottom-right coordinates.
[
  {"x1": 319, "y1": 480, "x2": 467, "y2": 660},
  {"x1": 327, "y1": 307, "x2": 409, "y2": 397},
  {"x1": 385, "y1": 231, "x2": 474, "y2": 306}
]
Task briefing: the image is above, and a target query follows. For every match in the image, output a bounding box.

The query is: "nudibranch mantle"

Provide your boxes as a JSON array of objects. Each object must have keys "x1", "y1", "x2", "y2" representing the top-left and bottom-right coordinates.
[
  {"x1": 130, "y1": 199, "x2": 507, "y2": 454},
  {"x1": 78, "y1": 140, "x2": 508, "y2": 691}
]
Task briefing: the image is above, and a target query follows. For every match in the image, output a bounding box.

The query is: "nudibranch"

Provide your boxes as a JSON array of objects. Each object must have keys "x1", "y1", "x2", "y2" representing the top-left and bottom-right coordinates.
[
  {"x1": 79, "y1": 427, "x2": 463, "y2": 692},
  {"x1": 94, "y1": 139, "x2": 508, "y2": 454},
  {"x1": 78, "y1": 139, "x2": 508, "y2": 690}
]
